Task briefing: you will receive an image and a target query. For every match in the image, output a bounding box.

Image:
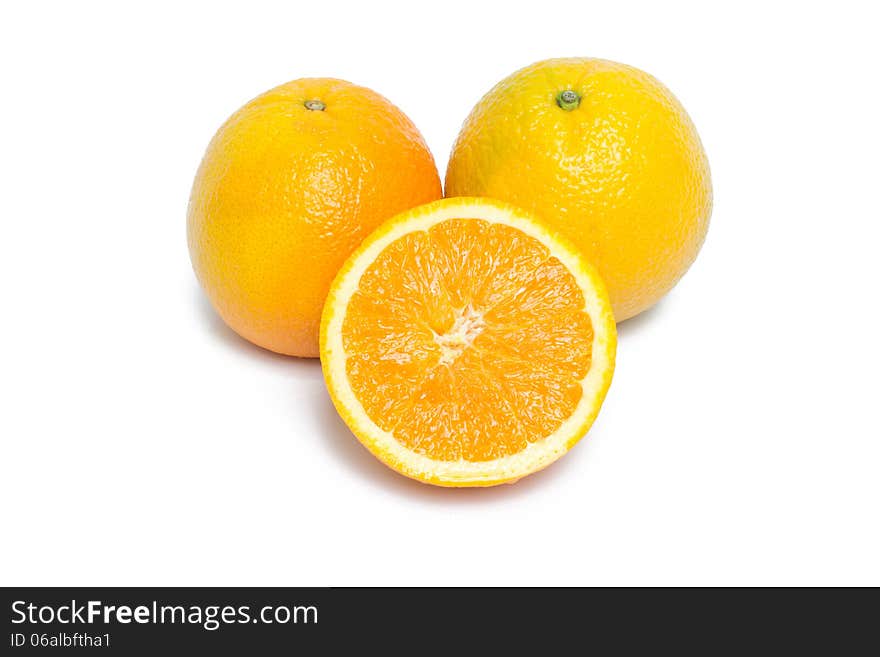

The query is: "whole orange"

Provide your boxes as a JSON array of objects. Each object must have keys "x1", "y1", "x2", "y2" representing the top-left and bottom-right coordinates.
[
  {"x1": 445, "y1": 58, "x2": 712, "y2": 321},
  {"x1": 188, "y1": 78, "x2": 442, "y2": 356}
]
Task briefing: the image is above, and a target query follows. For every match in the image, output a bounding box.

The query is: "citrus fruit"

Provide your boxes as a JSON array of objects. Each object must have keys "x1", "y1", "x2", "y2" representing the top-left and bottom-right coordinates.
[
  {"x1": 445, "y1": 58, "x2": 712, "y2": 321},
  {"x1": 320, "y1": 197, "x2": 616, "y2": 487},
  {"x1": 188, "y1": 78, "x2": 442, "y2": 357}
]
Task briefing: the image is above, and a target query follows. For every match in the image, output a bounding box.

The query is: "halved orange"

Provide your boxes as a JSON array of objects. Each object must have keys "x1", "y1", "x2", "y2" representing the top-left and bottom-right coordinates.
[{"x1": 320, "y1": 198, "x2": 616, "y2": 486}]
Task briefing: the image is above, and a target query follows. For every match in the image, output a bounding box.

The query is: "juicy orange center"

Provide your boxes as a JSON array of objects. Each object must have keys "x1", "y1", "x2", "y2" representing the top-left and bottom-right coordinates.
[{"x1": 342, "y1": 218, "x2": 593, "y2": 462}]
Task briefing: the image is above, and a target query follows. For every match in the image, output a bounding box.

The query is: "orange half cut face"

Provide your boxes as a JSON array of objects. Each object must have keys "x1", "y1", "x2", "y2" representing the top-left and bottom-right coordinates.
[{"x1": 321, "y1": 198, "x2": 616, "y2": 486}]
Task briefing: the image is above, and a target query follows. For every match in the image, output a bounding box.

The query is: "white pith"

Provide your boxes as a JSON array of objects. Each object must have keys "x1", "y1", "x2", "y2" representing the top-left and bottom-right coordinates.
[
  {"x1": 323, "y1": 199, "x2": 614, "y2": 484},
  {"x1": 434, "y1": 304, "x2": 486, "y2": 366}
]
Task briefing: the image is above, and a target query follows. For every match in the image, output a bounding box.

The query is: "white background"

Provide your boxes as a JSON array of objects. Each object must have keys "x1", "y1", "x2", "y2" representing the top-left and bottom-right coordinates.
[{"x1": 2, "y1": 1, "x2": 878, "y2": 586}]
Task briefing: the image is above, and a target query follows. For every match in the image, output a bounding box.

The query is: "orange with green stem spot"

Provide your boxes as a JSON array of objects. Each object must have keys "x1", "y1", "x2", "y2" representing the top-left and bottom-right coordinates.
[
  {"x1": 446, "y1": 58, "x2": 712, "y2": 321},
  {"x1": 188, "y1": 78, "x2": 442, "y2": 357}
]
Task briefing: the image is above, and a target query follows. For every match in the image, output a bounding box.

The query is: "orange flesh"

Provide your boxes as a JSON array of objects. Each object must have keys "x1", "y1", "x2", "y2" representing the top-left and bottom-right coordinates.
[{"x1": 341, "y1": 218, "x2": 593, "y2": 462}]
